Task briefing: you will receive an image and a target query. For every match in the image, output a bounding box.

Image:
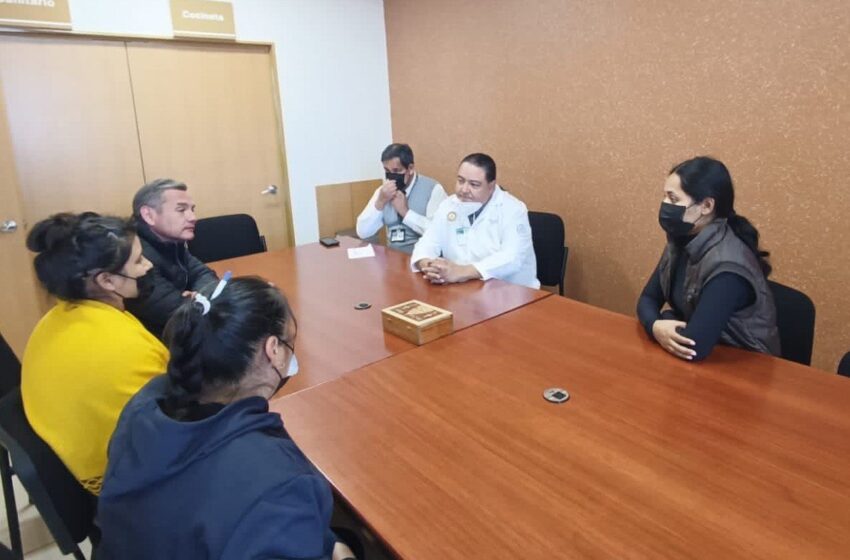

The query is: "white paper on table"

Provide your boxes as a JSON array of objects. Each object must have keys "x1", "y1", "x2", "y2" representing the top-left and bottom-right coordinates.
[{"x1": 347, "y1": 245, "x2": 376, "y2": 259}]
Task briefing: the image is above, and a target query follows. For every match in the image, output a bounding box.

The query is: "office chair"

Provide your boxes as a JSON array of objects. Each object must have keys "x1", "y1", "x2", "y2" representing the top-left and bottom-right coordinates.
[
  {"x1": 0, "y1": 335, "x2": 20, "y2": 398},
  {"x1": 838, "y1": 352, "x2": 850, "y2": 378},
  {"x1": 768, "y1": 281, "x2": 816, "y2": 366},
  {"x1": 187, "y1": 214, "x2": 266, "y2": 263},
  {"x1": 528, "y1": 211, "x2": 568, "y2": 295},
  {"x1": 0, "y1": 334, "x2": 22, "y2": 558},
  {"x1": 0, "y1": 388, "x2": 96, "y2": 560}
]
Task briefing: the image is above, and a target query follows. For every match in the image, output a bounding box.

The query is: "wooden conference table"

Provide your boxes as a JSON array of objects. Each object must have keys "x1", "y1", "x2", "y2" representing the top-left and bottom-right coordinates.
[
  {"x1": 209, "y1": 237, "x2": 549, "y2": 394},
  {"x1": 275, "y1": 296, "x2": 850, "y2": 559}
]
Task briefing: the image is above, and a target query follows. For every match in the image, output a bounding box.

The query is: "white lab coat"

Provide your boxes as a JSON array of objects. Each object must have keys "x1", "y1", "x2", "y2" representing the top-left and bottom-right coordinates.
[{"x1": 410, "y1": 186, "x2": 540, "y2": 289}]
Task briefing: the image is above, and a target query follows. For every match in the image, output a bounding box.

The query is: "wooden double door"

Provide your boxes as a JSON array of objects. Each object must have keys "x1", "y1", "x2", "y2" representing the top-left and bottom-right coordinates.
[{"x1": 0, "y1": 34, "x2": 293, "y2": 355}]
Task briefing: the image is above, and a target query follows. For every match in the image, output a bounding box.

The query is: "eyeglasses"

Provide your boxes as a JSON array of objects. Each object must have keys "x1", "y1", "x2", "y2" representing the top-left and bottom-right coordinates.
[{"x1": 277, "y1": 336, "x2": 295, "y2": 354}]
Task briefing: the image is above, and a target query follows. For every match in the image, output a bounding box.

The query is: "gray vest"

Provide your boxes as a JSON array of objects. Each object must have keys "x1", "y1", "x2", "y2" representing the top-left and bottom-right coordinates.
[
  {"x1": 382, "y1": 174, "x2": 438, "y2": 253},
  {"x1": 658, "y1": 219, "x2": 781, "y2": 356}
]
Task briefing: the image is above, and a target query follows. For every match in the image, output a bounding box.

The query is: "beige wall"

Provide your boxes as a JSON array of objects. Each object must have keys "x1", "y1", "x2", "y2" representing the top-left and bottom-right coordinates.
[{"x1": 384, "y1": 0, "x2": 849, "y2": 371}]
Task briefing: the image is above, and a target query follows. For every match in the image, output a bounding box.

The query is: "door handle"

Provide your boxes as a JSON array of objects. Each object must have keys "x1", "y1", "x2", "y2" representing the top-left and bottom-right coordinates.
[
  {"x1": 1, "y1": 220, "x2": 17, "y2": 233},
  {"x1": 260, "y1": 185, "x2": 278, "y2": 195}
]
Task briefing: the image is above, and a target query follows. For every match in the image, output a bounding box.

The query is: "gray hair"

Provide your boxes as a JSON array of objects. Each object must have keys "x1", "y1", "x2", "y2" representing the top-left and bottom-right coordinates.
[{"x1": 132, "y1": 178, "x2": 188, "y2": 219}]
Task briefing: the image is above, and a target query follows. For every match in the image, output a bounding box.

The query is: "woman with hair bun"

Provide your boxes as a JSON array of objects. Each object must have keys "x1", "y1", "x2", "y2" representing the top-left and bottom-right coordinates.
[
  {"x1": 637, "y1": 157, "x2": 781, "y2": 361},
  {"x1": 21, "y1": 212, "x2": 166, "y2": 494},
  {"x1": 96, "y1": 276, "x2": 357, "y2": 560}
]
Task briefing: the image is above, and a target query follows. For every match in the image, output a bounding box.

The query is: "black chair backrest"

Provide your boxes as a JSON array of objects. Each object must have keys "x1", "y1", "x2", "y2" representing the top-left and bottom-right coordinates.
[
  {"x1": 0, "y1": 388, "x2": 95, "y2": 555},
  {"x1": 838, "y1": 352, "x2": 850, "y2": 378},
  {"x1": 528, "y1": 211, "x2": 567, "y2": 292},
  {"x1": 0, "y1": 333, "x2": 21, "y2": 399},
  {"x1": 187, "y1": 214, "x2": 266, "y2": 263},
  {"x1": 768, "y1": 281, "x2": 816, "y2": 366}
]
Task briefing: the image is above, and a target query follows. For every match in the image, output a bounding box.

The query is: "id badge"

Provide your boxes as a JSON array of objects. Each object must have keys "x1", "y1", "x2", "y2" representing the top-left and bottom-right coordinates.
[
  {"x1": 455, "y1": 227, "x2": 468, "y2": 247},
  {"x1": 390, "y1": 227, "x2": 405, "y2": 243}
]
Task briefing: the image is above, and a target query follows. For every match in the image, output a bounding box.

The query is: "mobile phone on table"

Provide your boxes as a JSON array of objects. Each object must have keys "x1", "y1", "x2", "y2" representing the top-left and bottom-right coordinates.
[{"x1": 319, "y1": 237, "x2": 340, "y2": 247}]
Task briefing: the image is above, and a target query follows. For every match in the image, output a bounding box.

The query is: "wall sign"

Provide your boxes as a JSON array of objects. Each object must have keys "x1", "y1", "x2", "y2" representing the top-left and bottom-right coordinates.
[
  {"x1": 171, "y1": 0, "x2": 235, "y2": 39},
  {"x1": 0, "y1": 0, "x2": 71, "y2": 30}
]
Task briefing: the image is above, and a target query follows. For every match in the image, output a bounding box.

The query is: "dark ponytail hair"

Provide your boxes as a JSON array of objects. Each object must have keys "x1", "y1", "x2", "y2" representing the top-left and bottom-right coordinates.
[
  {"x1": 671, "y1": 156, "x2": 772, "y2": 276},
  {"x1": 461, "y1": 153, "x2": 497, "y2": 182},
  {"x1": 162, "y1": 276, "x2": 295, "y2": 416},
  {"x1": 26, "y1": 212, "x2": 137, "y2": 300}
]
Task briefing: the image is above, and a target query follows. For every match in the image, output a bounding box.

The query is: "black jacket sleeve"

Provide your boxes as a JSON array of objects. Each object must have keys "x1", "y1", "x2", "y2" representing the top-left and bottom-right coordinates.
[
  {"x1": 637, "y1": 265, "x2": 665, "y2": 338},
  {"x1": 186, "y1": 253, "x2": 219, "y2": 292},
  {"x1": 125, "y1": 267, "x2": 188, "y2": 338},
  {"x1": 681, "y1": 272, "x2": 755, "y2": 361}
]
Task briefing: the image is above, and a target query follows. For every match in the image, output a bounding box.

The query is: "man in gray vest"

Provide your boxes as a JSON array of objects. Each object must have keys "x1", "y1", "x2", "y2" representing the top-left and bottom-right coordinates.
[{"x1": 356, "y1": 143, "x2": 447, "y2": 253}]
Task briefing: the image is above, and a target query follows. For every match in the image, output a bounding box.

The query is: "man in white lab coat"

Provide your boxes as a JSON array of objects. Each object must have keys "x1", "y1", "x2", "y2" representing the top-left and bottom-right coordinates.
[
  {"x1": 410, "y1": 153, "x2": 540, "y2": 289},
  {"x1": 356, "y1": 143, "x2": 448, "y2": 254}
]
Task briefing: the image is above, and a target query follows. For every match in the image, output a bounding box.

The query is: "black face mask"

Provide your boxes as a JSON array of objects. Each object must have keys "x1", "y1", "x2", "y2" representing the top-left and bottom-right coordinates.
[
  {"x1": 135, "y1": 270, "x2": 156, "y2": 300},
  {"x1": 115, "y1": 269, "x2": 155, "y2": 300},
  {"x1": 658, "y1": 202, "x2": 696, "y2": 238},
  {"x1": 385, "y1": 171, "x2": 407, "y2": 192}
]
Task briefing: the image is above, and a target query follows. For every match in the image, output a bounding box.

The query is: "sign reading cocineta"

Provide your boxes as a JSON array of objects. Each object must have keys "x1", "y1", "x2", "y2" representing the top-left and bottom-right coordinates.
[
  {"x1": 0, "y1": 0, "x2": 71, "y2": 29},
  {"x1": 171, "y1": 0, "x2": 235, "y2": 39}
]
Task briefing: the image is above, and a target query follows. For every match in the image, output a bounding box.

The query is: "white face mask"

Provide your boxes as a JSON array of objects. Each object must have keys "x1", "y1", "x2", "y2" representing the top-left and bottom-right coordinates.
[
  {"x1": 286, "y1": 353, "x2": 299, "y2": 377},
  {"x1": 270, "y1": 341, "x2": 299, "y2": 396},
  {"x1": 457, "y1": 200, "x2": 483, "y2": 216}
]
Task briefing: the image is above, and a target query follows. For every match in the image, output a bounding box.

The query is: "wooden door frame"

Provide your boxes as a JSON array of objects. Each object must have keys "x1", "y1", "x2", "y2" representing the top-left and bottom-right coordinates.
[
  {"x1": 0, "y1": 73, "x2": 44, "y2": 356},
  {"x1": 0, "y1": 28, "x2": 295, "y2": 247}
]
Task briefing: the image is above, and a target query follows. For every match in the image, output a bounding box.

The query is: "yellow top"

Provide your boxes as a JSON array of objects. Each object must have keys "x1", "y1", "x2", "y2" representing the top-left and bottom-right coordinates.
[{"x1": 21, "y1": 299, "x2": 169, "y2": 494}]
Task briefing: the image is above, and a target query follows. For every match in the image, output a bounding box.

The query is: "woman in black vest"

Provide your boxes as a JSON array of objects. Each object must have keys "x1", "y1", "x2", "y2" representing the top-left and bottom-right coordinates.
[{"x1": 637, "y1": 156, "x2": 781, "y2": 361}]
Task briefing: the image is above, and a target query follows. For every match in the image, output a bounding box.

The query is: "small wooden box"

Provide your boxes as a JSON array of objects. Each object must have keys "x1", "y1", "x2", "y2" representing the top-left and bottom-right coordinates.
[{"x1": 381, "y1": 299, "x2": 454, "y2": 345}]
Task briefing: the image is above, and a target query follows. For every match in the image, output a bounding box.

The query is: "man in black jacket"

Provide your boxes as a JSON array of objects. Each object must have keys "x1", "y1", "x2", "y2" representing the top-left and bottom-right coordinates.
[{"x1": 126, "y1": 178, "x2": 219, "y2": 338}]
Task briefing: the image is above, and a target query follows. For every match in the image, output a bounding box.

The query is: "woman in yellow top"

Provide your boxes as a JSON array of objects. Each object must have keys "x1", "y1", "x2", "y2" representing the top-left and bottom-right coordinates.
[{"x1": 21, "y1": 212, "x2": 168, "y2": 494}]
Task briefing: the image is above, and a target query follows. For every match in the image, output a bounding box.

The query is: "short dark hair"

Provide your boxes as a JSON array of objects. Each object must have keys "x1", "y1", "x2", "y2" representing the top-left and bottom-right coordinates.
[
  {"x1": 132, "y1": 178, "x2": 187, "y2": 219},
  {"x1": 26, "y1": 212, "x2": 137, "y2": 300},
  {"x1": 162, "y1": 276, "x2": 296, "y2": 417},
  {"x1": 460, "y1": 153, "x2": 497, "y2": 182},
  {"x1": 381, "y1": 143, "x2": 414, "y2": 168}
]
